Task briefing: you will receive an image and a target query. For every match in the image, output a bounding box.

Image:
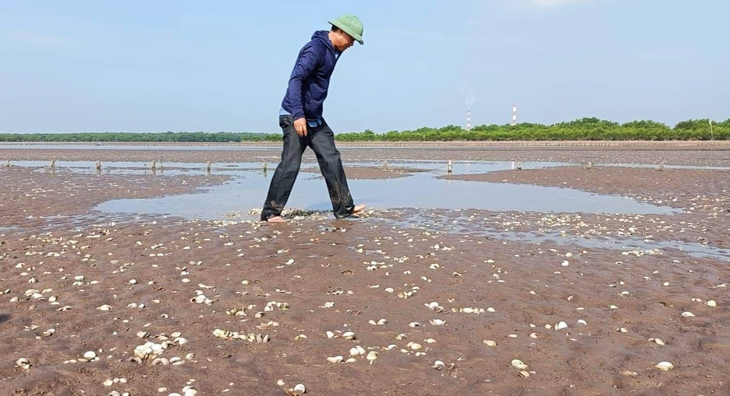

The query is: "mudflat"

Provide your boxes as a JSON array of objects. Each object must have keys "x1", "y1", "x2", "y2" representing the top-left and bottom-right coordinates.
[{"x1": 1, "y1": 144, "x2": 729, "y2": 395}]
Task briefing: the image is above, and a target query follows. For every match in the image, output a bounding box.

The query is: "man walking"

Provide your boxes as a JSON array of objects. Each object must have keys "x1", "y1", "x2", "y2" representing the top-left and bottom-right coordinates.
[{"x1": 260, "y1": 14, "x2": 367, "y2": 223}]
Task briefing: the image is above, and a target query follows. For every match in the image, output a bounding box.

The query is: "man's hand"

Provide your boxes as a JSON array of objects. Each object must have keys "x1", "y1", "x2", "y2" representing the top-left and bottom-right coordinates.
[{"x1": 294, "y1": 117, "x2": 307, "y2": 137}]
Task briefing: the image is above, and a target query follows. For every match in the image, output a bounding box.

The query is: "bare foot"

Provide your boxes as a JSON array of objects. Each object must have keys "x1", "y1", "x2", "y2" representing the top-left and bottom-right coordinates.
[
  {"x1": 353, "y1": 204, "x2": 367, "y2": 214},
  {"x1": 264, "y1": 216, "x2": 286, "y2": 223}
]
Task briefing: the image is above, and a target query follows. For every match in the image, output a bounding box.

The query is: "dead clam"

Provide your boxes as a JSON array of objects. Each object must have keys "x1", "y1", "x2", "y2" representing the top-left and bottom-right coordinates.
[
  {"x1": 511, "y1": 359, "x2": 528, "y2": 370},
  {"x1": 655, "y1": 361, "x2": 674, "y2": 371},
  {"x1": 327, "y1": 356, "x2": 344, "y2": 364},
  {"x1": 350, "y1": 346, "x2": 366, "y2": 356},
  {"x1": 16, "y1": 358, "x2": 31, "y2": 369},
  {"x1": 286, "y1": 384, "x2": 306, "y2": 396}
]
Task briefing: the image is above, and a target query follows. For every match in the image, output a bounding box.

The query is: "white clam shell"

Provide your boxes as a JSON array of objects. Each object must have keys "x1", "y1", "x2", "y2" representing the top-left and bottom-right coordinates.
[
  {"x1": 511, "y1": 359, "x2": 528, "y2": 370},
  {"x1": 327, "y1": 356, "x2": 343, "y2": 363},
  {"x1": 288, "y1": 384, "x2": 306, "y2": 395},
  {"x1": 655, "y1": 361, "x2": 674, "y2": 371},
  {"x1": 16, "y1": 358, "x2": 30, "y2": 369}
]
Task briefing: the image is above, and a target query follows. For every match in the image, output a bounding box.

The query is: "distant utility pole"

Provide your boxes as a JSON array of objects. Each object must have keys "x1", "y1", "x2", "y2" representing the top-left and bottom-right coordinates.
[
  {"x1": 466, "y1": 110, "x2": 472, "y2": 131},
  {"x1": 511, "y1": 104, "x2": 517, "y2": 126},
  {"x1": 709, "y1": 119, "x2": 714, "y2": 141}
]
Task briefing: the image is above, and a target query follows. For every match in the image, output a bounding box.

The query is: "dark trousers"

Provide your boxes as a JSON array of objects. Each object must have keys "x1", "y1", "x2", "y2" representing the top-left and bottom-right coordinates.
[{"x1": 261, "y1": 115, "x2": 356, "y2": 220}]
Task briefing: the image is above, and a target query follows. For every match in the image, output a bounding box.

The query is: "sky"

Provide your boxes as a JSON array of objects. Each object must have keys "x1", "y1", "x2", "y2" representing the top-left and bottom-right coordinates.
[{"x1": 1, "y1": 0, "x2": 728, "y2": 134}]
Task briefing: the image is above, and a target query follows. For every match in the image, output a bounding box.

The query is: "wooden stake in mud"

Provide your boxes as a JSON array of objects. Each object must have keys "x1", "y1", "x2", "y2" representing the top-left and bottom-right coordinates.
[
  {"x1": 49, "y1": 159, "x2": 56, "y2": 169},
  {"x1": 96, "y1": 160, "x2": 102, "y2": 173},
  {"x1": 447, "y1": 160, "x2": 453, "y2": 175},
  {"x1": 6, "y1": 159, "x2": 10, "y2": 167},
  {"x1": 206, "y1": 161, "x2": 212, "y2": 174},
  {"x1": 382, "y1": 160, "x2": 388, "y2": 171}
]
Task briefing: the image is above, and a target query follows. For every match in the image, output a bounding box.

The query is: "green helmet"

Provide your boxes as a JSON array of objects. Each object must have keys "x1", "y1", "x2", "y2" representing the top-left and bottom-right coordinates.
[{"x1": 328, "y1": 14, "x2": 364, "y2": 45}]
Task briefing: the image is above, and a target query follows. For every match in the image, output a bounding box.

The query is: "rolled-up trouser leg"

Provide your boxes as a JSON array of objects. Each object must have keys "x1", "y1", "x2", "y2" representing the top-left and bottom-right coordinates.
[
  {"x1": 308, "y1": 121, "x2": 355, "y2": 218},
  {"x1": 260, "y1": 115, "x2": 307, "y2": 221}
]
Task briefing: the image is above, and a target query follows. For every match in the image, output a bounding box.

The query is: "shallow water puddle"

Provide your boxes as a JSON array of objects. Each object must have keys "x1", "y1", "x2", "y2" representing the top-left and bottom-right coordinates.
[{"x1": 93, "y1": 161, "x2": 678, "y2": 220}]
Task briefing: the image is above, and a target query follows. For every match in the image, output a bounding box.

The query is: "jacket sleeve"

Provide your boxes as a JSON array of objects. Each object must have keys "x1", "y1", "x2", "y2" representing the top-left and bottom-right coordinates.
[{"x1": 285, "y1": 43, "x2": 322, "y2": 120}]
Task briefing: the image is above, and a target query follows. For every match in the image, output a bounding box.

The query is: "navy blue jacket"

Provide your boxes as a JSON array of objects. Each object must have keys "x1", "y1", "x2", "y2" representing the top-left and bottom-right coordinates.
[{"x1": 281, "y1": 30, "x2": 341, "y2": 122}]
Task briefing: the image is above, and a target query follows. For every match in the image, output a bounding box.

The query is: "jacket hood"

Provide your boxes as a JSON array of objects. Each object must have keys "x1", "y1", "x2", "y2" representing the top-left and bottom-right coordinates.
[{"x1": 311, "y1": 30, "x2": 337, "y2": 54}]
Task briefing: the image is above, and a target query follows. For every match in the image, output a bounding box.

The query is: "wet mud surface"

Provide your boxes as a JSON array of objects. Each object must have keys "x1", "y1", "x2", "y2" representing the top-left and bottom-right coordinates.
[{"x1": 1, "y1": 146, "x2": 729, "y2": 395}]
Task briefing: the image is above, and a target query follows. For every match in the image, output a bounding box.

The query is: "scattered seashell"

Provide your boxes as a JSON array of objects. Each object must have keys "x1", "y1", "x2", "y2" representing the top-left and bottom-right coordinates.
[
  {"x1": 519, "y1": 370, "x2": 530, "y2": 378},
  {"x1": 366, "y1": 351, "x2": 379, "y2": 364},
  {"x1": 327, "y1": 356, "x2": 343, "y2": 364},
  {"x1": 511, "y1": 359, "x2": 528, "y2": 370},
  {"x1": 706, "y1": 300, "x2": 717, "y2": 307},
  {"x1": 681, "y1": 311, "x2": 695, "y2": 317},
  {"x1": 655, "y1": 361, "x2": 674, "y2": 371},
  {"x1": 621, "y1": 370, "x2": 638, "y2": 377},
  {"x1": 484, "y1": 340, "x2": 497, "y2": 347},
  {"x1": 287, "y1": 383, "x2": 306, "y2": 395},
  {"x1": 83, "y1": 351, "x2": 97, "y2": 360},
  {"x1": 648, "y1": 338, "x2": 665, "y2": 346},
  {"x1": 97, "y1": 304, "x2": 112, "y2": 311},
  {"x1": 408, "y1": 342, "x2": 423, "y2": 351},
  {"x1": 432, "y1": 360, "x2": 445, "y2": 370},
  {"x1": 342, "y1": 331, "x2": 356, "y2": 340},
  {"x1": 350, "y1": 346, "x2": 366, "y2": 356},
  {"x1": 555, "y1": 321, "x2": 568, "y2": 330},
  {"x1": 429, "y1": 319, "x2": 446, "y2": 326},
  {"x1": 16, "y1": 358, "x2": 30, "y2": 369}
]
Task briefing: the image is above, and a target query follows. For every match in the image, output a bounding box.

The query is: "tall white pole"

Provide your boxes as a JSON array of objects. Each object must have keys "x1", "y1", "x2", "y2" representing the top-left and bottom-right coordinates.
[{"x1": 511, "y1": 104, "x2": 517, "y2": 126}]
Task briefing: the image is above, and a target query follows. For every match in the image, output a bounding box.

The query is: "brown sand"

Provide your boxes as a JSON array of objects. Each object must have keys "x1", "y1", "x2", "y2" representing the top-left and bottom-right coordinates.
[{"x1": 1, "y1": 147, "x2": 729, "y2": 395}]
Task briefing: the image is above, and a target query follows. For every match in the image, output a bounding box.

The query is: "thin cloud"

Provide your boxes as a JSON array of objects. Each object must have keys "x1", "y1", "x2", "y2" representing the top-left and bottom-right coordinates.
[{"x1": 8, "y1": 31, "x2": 81, "y2": 48}]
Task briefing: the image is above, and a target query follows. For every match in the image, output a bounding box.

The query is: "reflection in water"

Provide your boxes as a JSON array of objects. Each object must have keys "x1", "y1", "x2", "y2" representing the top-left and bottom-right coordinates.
[{"x1": 93, "y1": 162, "x2": 680, "y2": 223}]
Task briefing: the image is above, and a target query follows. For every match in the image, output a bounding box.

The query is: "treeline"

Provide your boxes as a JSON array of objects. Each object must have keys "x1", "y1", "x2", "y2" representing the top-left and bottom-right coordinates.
[
  {"x1": 1, "y1": 118, "x2": 728, "y2": 143},
  {"x1": 335, "y1": 118, "x2": 730, "y2": 142}
]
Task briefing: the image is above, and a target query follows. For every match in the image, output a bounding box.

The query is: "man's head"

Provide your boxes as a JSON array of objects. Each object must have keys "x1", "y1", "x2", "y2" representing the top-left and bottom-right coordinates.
[{"x1": 327, "y1": 14, "x2": 364, "y2": 52}]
